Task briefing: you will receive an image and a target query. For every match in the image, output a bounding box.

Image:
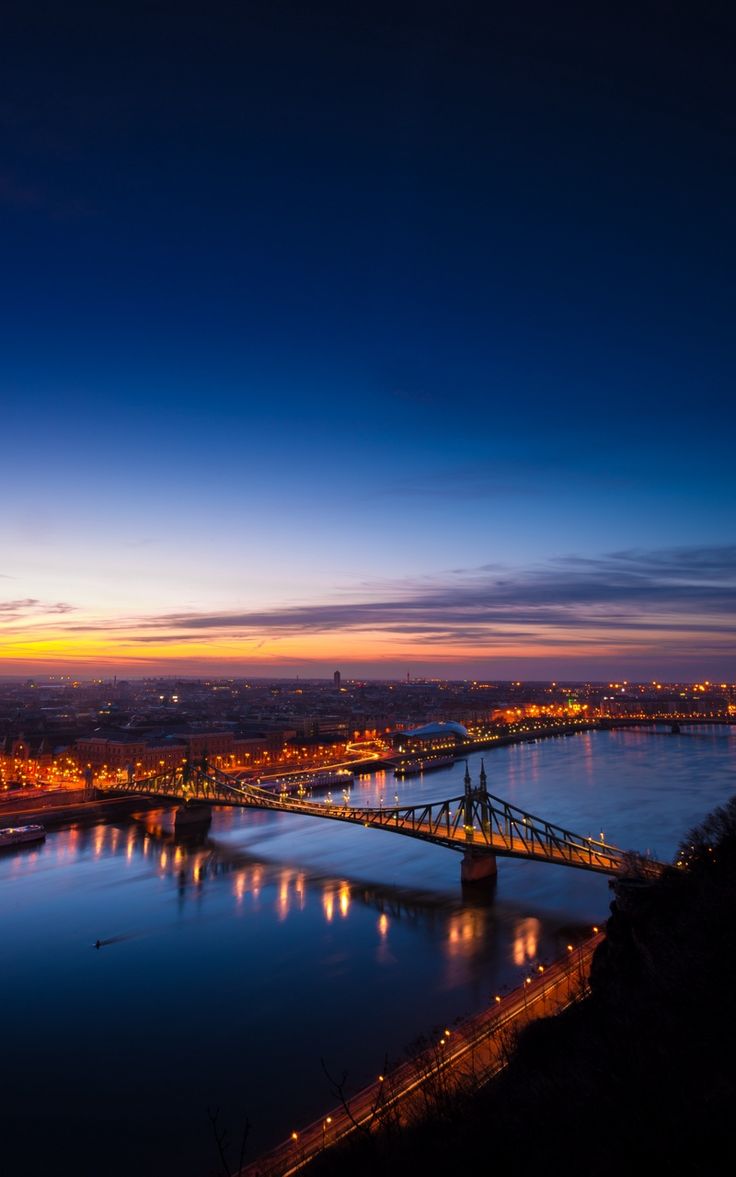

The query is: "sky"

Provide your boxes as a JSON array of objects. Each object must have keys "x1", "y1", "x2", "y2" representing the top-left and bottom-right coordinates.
[{"x1": 1, "y1": 1, "x2": 735, "y2": 679}]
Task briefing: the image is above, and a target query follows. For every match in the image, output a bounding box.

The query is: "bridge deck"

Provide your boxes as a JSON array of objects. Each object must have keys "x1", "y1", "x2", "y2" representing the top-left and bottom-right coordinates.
[
  {"x1": 226, "y1": 792, "x2": 622, "y2": 873},
  {"x1": 101, "y1": 768, "x2": 660, "y2": 877}
]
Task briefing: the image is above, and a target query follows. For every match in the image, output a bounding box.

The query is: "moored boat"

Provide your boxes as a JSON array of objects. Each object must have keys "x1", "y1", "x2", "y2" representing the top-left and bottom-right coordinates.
[
  {"x1": 257, "y1": 770, "x2": 355, "y2": 794},
  {"x1": 393, "y1": 754, "x2": 455, "y2": 778},
  {"x1": 0, "y1": 823, "x2": 46, "y2": 848}
]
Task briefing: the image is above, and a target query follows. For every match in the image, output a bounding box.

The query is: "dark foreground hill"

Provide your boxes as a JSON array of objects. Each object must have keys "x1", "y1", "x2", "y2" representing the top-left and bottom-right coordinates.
[{"x1": 309, "y1": 797, "x2": 736, "y2": 1175}]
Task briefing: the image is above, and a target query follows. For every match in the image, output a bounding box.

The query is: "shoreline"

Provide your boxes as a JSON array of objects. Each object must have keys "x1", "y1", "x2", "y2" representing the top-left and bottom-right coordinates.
[
  {"x1": 241, "y1": 929, "x2": 605, "y2": 1176},
  {"x1": 0, "y1": 722, "x2": 596, "y2": 825},
  {"x1": 347, "y1": 719, "x2": 599, "y2": 776},
  {"x1": 0, "y1": 793, "x2": 163, "y2": 830},
  {"x1": 1, "y1": 714, "x2": 720, "y2": 827}
]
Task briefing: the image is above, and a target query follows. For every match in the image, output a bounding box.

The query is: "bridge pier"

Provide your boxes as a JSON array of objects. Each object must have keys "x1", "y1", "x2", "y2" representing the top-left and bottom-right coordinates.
[
  {"x1": 461, "y1": 849, "x2": 497, "y2": 884},
  {"x1": 174, "y1": 804, "x2": 212, "y2": 835}
]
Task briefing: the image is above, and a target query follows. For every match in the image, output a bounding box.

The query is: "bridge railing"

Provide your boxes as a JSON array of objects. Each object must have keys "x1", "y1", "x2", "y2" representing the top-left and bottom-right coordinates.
[
  {"x1": 216, "y1": 777, "x2": 624, "y2": 869},
  {"x1": 106, "y1": 767, "x2": 659, "y2": 875}
]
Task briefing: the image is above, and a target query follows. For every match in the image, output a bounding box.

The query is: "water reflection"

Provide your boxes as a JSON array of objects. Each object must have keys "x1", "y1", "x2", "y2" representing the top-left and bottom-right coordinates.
[
  {"x1": 323, "y1": 887, "x2": 334, "y2": 922},
  {"x1": 8, "y1": 731, "x2": 731, "y2": 1177},
  {"x1": 447, "y1": 908, "x2": 486, "y2": 957},
  {"x1": 278, "y1": 871, "x2": 290, "y2": 919},
  {"x1": 512, "y1": 916, "x2": 541, "y2": 965},
  {"x1": 94, "y1": 816, "x2": 446, "y2": 936},
  {"x1": 17, "y1": 811, "x2": 571, "y2": 980}
]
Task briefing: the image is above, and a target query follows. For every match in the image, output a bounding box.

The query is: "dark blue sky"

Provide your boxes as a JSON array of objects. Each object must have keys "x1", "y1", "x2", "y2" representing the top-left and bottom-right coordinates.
[{"x1": 2, "y1": 1, "x2": 735, "y2": 676}]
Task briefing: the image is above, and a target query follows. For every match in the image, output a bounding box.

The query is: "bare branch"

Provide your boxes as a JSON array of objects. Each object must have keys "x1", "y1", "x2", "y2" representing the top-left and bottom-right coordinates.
[{"x1": 207, "y1": 1105, "x2": 232, "y2": 1177}]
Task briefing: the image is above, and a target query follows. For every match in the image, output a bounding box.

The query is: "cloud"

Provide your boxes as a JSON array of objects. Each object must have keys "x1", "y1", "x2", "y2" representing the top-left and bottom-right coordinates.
[
  {"x1": 0, "y1": 599, "x2": 76, "y2": 623},
  {"x1": 13, "y1": 545, "x2": 732, "y2": 672},
  {"x1": 130, "y1": 544, "x2": 736, "y2": 649}
]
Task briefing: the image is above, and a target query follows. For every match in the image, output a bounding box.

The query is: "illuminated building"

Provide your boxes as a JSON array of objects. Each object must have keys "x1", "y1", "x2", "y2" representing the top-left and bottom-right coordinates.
[{"x1": 387, "y1": 721, "x2": 469, "y2": 754}]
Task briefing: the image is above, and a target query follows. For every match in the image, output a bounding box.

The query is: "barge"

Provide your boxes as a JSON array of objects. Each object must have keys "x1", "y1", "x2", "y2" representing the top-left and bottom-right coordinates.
[
  {"x1": 393, "y1": 755, "x2": 455, "y2": 778},
  {"x1": 0, "y1": 823, "x2": 46, "y2": 848}
]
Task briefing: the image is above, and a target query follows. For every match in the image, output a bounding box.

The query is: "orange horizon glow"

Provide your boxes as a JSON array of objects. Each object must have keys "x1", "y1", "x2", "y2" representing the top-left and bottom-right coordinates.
[
  {"x1": 0, "y1": 617, "x2": 724, "y2": 677},
  {"x1": 2, "y1": 545, "x2": 732, "y2": 679}
]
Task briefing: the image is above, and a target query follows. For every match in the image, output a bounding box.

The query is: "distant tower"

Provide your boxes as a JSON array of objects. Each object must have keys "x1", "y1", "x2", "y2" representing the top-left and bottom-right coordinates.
[{"x1": 334, "y1": 670, "x2": 341, "y2": 690}]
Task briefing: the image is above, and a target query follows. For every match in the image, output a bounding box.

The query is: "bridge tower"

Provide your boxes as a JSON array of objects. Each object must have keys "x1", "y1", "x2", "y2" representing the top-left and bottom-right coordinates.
[
  {"x1": 478, "y1": 758, "x2": 491, "y2": 830},
  {"x1": 173, "y1": 758, "x2": 213, "y2": 836},
  {"x1": 461, "y1": 759, "x2": 497, "y2": 884}
]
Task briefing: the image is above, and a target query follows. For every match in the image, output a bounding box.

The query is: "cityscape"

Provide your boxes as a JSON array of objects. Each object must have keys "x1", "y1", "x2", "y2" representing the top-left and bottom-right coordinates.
[
  {"x1": 2, "y1": 2, "x2": 736, "y2": 1177},
  {"x1": 1, "y1": 675, "x2": 734, "y2": 791}
]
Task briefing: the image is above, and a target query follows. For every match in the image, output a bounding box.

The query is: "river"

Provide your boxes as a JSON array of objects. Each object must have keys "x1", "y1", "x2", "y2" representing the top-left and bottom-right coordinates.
[{"x1": 1, "y1": 727, "x2": 733, "y2": 1176}]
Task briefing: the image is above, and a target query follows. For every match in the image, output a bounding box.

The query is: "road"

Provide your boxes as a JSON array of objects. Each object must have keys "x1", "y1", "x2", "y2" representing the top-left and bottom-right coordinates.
[
  {"x1": 232, "y1": 790, "x2": 626, "y2": 874},
  {"x1": 240, "y1": 931, "x2": 604, "y2": 1177}
]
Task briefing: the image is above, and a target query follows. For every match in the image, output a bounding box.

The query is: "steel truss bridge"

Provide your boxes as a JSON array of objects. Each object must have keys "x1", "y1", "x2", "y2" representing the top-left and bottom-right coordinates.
[{"x1": 101, "y1": 759, "x2": 662, "y2": 879}]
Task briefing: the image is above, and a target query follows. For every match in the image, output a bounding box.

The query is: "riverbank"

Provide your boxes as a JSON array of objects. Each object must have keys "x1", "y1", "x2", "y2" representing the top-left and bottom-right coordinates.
[
  {"x1": 464, "y1": 720, "x2": 598, "y2": 756},
  {"x1": 242, "y1": 930, "x2": 603, "y2": 1177},
  {"x1": 0, "y1": 792, "x2": 162, "y2": 830},
  {"x1": 348, "y1": 720, "x2": 598, "y2": 776},
  {"x1": 297, "y1": 796, "x2": 736, "y2": 1176},
  {"x1": 0, "y1": 722, "x2": 598, "y2": 824}
]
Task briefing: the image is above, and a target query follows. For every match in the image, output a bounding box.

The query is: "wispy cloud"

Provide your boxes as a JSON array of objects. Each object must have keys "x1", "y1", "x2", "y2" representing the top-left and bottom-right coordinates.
[
  {"x1": 126, "y1": 543, "x2": 736, "y2": 649},
  {"x1": 0, "y1": 599, "x2": 75, "y2": 621},
  {"x1": 7, "y1": 546, "x2": 734, "y2": 671}
]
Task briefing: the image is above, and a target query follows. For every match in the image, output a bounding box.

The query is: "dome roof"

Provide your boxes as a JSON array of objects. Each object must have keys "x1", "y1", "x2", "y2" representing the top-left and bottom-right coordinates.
[{"x1": 404, "y1": 721, "x2": 468, "y2": 739}]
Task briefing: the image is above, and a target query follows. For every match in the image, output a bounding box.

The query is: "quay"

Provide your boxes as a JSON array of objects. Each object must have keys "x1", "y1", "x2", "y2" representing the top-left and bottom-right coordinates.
[
  {"x1": 240, "y1": 931, "x2": 605, "y2": 1176},
  {"x1": 0, "y1": 789, "x2": 161, "y2": 831}
]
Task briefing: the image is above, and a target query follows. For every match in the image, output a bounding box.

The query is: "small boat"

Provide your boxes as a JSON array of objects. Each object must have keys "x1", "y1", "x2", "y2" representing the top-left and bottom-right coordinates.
[
  {"x1": 306, "y1": 770, "x2": 355, "y2": 790},
  {"x1": 394, "y1": 755, "x2": 455, "y2": 778},
  {"x1": 0, "y1": 823, "x2": 46, "y2": 848},
  {"x1": 257, "y1": 770, "x2": 355, "y2": 794}
]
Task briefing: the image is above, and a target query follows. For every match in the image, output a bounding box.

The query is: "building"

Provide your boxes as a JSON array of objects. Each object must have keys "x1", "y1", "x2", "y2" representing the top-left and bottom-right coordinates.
[
  {"x1": 75, "y1": 733, "x2": 187, "y2": 772},
  {"x1": 334, "y1": 670, "x2": 341, "y2": 690},
  {"x1": 386, "y1": 721, "x2": 469, "y2": 754}
]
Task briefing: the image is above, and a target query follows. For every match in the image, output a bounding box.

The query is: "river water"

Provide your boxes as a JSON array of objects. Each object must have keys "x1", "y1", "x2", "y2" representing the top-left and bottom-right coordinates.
[{"x1": 1, "y1": 728, "x2": 733, "y2": 1176}]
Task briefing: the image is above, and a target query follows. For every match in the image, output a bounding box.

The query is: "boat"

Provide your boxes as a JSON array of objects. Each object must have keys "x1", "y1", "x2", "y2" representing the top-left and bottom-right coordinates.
[
  {"x1": 257, "y1": 770, "x2": 355, "y2": 794},
  {"x1": 394, "y1": 755, "x2": 455, "y2": 778},
  {"x1": 306, "y1": 770, "x2": 355, "y2": 790},
  {"x1": 0, "y1": 824, "x2": 46, "y2": 848}
]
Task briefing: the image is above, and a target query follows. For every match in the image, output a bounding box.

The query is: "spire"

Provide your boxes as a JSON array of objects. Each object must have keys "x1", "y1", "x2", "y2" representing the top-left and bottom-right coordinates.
[
  {"x1": 464, "y1": 760, "x2": 472, "y2": 793},
  {"x1": 479, "y1": 758, "x2": 487, "y2": 790}
]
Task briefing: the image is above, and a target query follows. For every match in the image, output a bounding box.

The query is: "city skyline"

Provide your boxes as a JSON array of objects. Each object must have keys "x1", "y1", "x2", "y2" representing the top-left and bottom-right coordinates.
[{"x1": 2, "y1": 4, "x2": 735, "y2": 678}]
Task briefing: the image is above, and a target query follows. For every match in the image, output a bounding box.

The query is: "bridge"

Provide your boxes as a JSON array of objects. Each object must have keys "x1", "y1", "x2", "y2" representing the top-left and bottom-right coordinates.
[
  {"x1": 599, "y1": 716, "x2": 735, "y2": 731},
  {"x1": 101, "y1": 760, "x2": 661, "y2": 882}
]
